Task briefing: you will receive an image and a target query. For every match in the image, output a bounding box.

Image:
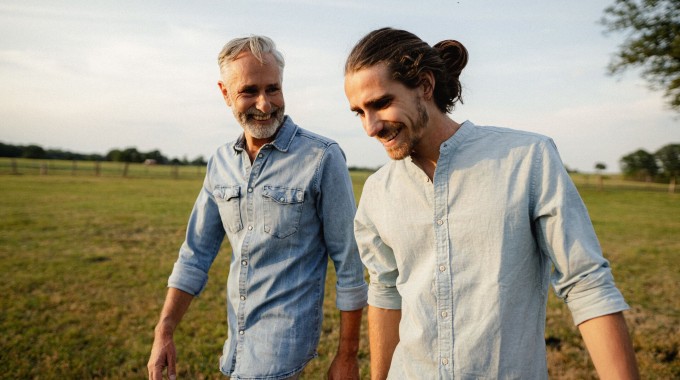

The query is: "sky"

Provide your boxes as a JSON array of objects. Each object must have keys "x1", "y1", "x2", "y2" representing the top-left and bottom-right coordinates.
[{"x1": 1, "y1": 0, "x2": 678, "y2": 173}]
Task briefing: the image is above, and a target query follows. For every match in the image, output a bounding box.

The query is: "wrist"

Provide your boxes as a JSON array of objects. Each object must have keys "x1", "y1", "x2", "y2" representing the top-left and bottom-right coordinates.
[
  {"x1": 337, "y1": 339, "x2": 360, "y2": 356},
  {"x1": 154, "y1": 319, "x2": 177, "y2": 337}
]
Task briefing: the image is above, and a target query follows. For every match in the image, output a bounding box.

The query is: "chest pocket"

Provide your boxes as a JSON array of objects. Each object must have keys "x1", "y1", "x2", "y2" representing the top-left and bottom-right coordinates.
[
  {"x1": 213, "y1": 185, "x2": 243, "y2": 233},
  {"x1": 262, "y1": 185, "x2": 304, "y2": 239}
]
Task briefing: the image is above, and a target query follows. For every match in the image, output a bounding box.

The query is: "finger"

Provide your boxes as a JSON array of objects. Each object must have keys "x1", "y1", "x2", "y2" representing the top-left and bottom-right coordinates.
[
  {"x1": 148, "y1": 366, "x2": 159, "y2": 380},
  {"x1": 167, "y1": 353, "x2": 176, "y2": 380}
]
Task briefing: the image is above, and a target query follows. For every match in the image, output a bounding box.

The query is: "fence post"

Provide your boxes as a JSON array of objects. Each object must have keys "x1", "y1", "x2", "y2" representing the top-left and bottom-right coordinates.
[
  {"x1": 172, "y1": 164, "x2": 179, "y2": 179},
  {"x1": 11, "y1": 158, "x2": 18, "y2": 174},
  {"x1": 122, "y1": 162, "x2": 129, "y2": 177},
  {"x1": 95, "y1": 161, "x2": 101, "y2": 176},
  {"x1": 40, "y1": 162, "x2": 48, "y2": 175},
  {"x1": 71, "y1": 160, "x2": 77, "y2": 176},
  {"x1": 670, "y1": 177, "x2": 677, "y2": 194}
]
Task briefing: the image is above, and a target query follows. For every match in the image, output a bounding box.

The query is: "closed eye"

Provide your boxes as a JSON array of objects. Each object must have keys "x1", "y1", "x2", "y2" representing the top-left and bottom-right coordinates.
[
  {"x1": 266, "y1": 85, "x2": 281, "y2": 94},
  {"x1": 372, "y1": 96, "x2": 392, "y2": 110}
]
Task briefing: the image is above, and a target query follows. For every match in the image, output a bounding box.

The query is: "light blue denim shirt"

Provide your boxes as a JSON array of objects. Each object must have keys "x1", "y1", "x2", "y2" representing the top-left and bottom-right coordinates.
[
  {"x1": 168, "y1": 116, "x2": 368, "y2": 380},
  {"x1": 354, "y1": 121, "x2": 629, "y2": 379}
]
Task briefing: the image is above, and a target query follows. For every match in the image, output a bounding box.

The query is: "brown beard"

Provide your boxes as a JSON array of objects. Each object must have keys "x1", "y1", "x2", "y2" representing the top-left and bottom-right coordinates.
[{"x1": 385, "y1": 100, "x2": 429, "y2": 160}]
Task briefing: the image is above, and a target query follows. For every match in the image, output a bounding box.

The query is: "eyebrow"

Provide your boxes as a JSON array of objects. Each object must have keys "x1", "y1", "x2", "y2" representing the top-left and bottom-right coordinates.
[{"x1": 238, "y1": 82, "x2": 280, "y2": 92}]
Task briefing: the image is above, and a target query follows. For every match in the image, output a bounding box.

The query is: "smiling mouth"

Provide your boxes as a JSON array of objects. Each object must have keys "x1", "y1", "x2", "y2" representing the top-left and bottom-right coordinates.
[
  {"x1": 250, "y1": 113, "x2": 272, "y2": 121},
  {"x1": 378, "y1": 125, "x2": 403, "y2": 144}
]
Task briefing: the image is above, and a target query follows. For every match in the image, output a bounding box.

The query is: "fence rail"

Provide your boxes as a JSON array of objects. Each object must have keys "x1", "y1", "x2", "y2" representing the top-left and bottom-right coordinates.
[
  {"x1": 1, "y1": 158, "x2": 675, "y2": 193},
  {"x1": 0, "y1": 158, "x2": 205, "y2": 179}
]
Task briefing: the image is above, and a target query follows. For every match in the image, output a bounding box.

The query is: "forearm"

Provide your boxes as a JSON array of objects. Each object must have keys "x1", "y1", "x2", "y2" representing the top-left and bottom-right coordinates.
[
  {"x1": 328, "y1": 309, "x2": 364, "y2": 379},
  {"x1": 578, "y1": 312, "x2": 639, "y2": 380},
  {"x1": 337, "y1": 309, "x2": 363, "y2": 355},
  {"x1": 148, "y1": 287, "x2": 194, "y2": 379},
  {"x1": 154, "y1": 287, "x2": 194, "y2": 335},
  {"x1": 367, "y1": 306, "x2": 401, "y2": 380}
]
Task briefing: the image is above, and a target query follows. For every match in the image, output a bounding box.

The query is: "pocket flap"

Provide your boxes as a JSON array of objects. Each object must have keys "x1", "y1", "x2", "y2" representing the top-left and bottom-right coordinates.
[
  {"x1": 213, "y1": 185, "x2": 240, "y2": 201},
  {"x1": 262, "y1": 186, "x2": 303, "y2": 204}
]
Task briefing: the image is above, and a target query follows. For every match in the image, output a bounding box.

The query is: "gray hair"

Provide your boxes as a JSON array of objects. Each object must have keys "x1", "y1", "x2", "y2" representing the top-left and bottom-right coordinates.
[{"x1": 217, "y1": 35, "x2": 285, "y2": 79}]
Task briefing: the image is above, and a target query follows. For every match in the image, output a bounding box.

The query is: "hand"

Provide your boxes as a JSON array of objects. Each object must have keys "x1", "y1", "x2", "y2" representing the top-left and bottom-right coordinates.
[
  {"x1": 147, "y1": 332, "x2": 177, "y2": 380},
  {"x1": 327, "y1": 352, "x2": 360, "y2": 380}
]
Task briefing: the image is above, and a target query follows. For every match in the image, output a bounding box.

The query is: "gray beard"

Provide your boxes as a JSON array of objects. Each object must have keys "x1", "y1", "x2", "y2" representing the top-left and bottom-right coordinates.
[{"x1": 235, "y1": 106, "x2": 285, "y2": 139}]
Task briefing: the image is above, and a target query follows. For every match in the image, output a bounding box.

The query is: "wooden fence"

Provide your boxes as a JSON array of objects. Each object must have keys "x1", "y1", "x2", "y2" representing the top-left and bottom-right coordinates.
[{"x1": 0, "y1": 158, "x2": 205, "y2": 180}]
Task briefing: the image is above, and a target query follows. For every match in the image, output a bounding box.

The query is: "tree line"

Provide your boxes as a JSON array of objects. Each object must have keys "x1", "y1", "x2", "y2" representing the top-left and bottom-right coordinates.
[
  {"x1": 620, "y1": 143, "x2": 680, "y2": 184},
  {"x1": 0, "y1": 142, "x2": 207, "y2": 166}
]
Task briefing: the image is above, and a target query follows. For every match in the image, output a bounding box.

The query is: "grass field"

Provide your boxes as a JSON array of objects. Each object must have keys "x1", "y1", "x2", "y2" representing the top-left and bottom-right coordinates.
[{"x1": 1, "y1": 165, "x2": 678, "y2": 379}]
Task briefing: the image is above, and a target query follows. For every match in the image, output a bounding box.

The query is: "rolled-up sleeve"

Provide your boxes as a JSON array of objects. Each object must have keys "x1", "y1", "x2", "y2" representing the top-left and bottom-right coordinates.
[
  {"x1": 168, "y1": 170, "x2": 226, "y2": 296},
  {"x1": 354, "y1": 177, "x2": 401, "y2": 310},
  {"x1": 533, "y1": 139, "x2": 629, "y2": 325},
  {"x1": 317, "y1": 144, "x2": 368, "y2": 311}
]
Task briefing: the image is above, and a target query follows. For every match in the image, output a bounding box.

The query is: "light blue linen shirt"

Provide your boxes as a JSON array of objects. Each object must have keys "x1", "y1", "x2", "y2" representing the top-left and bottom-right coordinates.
[
  {"x1": 354, "y1": 121, "x2": 629, "y2": 379},
  {"x1": 168, "y1": 116, "x2": 368, "y2": 380}
]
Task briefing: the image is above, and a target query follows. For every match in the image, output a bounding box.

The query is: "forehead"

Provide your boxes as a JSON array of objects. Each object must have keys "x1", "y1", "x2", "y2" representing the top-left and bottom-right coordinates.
[
  {"x1": 226, "y1": 52, "x2": 282, "y2": 87},
  {"x1": 344, "y1": 64, "x2": 399, "y2": 105}
]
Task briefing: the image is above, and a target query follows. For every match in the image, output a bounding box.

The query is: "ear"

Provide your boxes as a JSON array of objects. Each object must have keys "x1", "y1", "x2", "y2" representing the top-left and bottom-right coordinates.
[
  {"x1": 217, "y1": 81, "x2": 232, "y2": 107},
  {"x1": 419, "y1": 71, "x2": 435, "y2": 100}
]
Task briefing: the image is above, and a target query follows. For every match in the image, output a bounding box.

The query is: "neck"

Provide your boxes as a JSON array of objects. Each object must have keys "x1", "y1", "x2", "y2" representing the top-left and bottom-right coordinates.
[
  {"x1": 244, "y1": 134, "x2": 274, "y2": 162},
  {"x1": 411, "y1": 115, "x2": 461, "y2": 179}
]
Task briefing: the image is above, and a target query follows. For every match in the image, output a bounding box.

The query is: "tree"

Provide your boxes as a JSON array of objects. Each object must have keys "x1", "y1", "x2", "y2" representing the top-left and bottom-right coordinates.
[
  {"x1": 620, "y1": 149, "x2": 659, "y2": 180},
  {"x1": 601, "y1": 0, "x2": 680, "y2": 112},
  {"x1": 121, "y1": 147, "x2": 143, "y2": 163},
  {"x1": 190, "y1": 155, "x2": 207, "y2": 166},
  {"x1": 106, "y1": 149, "x2": 124, "y2": 162},
  {"x1": 595, "y1": 162, "x2": 607, "y2": 190},
  {"x1": 0, "y1": 142, "x2": 22, "y2": 157},
  {"x1": 655, "y1": 143, "x2": 680, "y2": 192},
  {"x1": 22, "y1": 145, "x2": 46, "y2": 159}
]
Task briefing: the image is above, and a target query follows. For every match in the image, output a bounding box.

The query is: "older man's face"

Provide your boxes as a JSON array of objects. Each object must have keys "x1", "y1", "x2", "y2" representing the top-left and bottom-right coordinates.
[{"x1": 219, "y1": 51, "x2": 285, "y2": 140}]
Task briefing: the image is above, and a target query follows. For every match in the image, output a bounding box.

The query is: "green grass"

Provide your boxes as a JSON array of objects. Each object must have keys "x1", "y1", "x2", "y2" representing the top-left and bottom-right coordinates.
[{"x1": 0, "y1": 169, "x2": 678, "y2": 379}]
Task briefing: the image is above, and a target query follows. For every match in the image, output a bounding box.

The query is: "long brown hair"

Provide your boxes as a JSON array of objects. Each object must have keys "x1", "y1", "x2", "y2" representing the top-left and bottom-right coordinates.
[{"x1": 345, "y1": 27, "x2": 468, "y2": 113}]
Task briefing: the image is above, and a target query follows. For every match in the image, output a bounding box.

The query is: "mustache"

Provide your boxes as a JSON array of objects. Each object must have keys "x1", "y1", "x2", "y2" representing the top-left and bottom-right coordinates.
[
  {"x1": 376, "y1": 122, "x2": 403, "y2": 139},
  {"x1": 246, "y1": 107, "x2": 280, "y2": 116}
]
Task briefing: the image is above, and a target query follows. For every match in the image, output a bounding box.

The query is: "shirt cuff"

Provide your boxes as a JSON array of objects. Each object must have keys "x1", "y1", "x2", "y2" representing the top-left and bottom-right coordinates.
[
  {"x1": 367, "y1": 283, "x2": 402, "y2": 309},
  {"x1": 566, "y1": 284, "x2": 630, "y2": 325},
  {"x1": 167, "y1": 262, "x2": 209, "y2": 296},
  {"x1": 336, "y1": 282, "x2": 369, "y2": 311}
]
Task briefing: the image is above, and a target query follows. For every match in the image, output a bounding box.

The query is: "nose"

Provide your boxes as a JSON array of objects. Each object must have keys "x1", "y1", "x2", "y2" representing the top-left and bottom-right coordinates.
[
  {"x1": 363, "y1": 112, "x2": 382, "y2": 138},
  {"x1": 255, "y1": 93, "x2": 272, "y2": 113}
]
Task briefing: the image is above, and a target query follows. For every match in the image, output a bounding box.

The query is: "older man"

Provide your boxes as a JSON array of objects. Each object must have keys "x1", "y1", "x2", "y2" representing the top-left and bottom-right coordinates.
[
  {"x1": 344, "y1": 27, "x2": 638, "y2": 380},
  {"x1": 148, "y1": 35, "x2": 367, "y2": 380}
]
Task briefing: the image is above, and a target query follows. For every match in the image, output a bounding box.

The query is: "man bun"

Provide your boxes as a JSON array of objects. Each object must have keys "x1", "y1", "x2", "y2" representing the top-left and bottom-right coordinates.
[{"x1": 433, "y1": 40, "x2": 468, "y2": 111}]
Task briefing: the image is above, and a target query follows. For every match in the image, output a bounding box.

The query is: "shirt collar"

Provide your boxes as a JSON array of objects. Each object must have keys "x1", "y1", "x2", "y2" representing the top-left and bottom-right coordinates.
[
  {"x1": 232, "y1": 116, "x2": 298, "y2": 154},
  {"x1": 439, "y1": 120, "x2": 474, "y2": 154}
]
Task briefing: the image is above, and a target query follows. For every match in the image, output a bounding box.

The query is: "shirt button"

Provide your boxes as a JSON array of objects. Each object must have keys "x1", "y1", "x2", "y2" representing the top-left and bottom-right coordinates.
[
  {"x1": 279, "y1": 197, "x2": 284, "y2": 202},
  {"x1": 441, "y1": 311, "x2": 448, "y2": 318},
  {"x1": 248, "y1": 225, "x2": 253, "y2": 231},
  {"x1": 241, "y1": 260, "x2": 247, "y2": 266},
  {"x1": 436, "y1": 219, "x2": 443, "y2": 225},
  {"x1": 248, "y1": 188, "x2": 253, "y2": 193},
  {"x1": 442, "y1": 358, "x2": 449, "y2": 365},
  {"x1": 258, "y1": 153, "x2": 263, "y2": 158},
  {"x1": 239, "y1": 330, "x2": 244, "y2": 335},
  {"x1": 439, "y1": 265, "x2": 446, "y2": 272},
  {"x1": 240, "y1": 295, "x2": 246, "y2": 301}
]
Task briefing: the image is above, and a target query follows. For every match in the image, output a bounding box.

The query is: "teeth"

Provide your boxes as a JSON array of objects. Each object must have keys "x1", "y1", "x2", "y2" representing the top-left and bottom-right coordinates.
[
  {"x1": 381, "y1": 128, "x2": 401, "y2": 142},
  {"x1": 252, "y1": 114, "x2": 271, "y2": 121}
]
